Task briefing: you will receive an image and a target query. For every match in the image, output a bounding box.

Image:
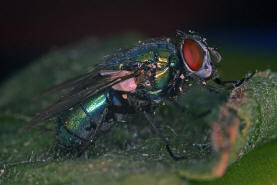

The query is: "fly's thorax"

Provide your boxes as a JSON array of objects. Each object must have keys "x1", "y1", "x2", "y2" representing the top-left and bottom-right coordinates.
[
  {"x1": 133, "y1": 48, "x2": 179, "y2": 100},
  {"x1": 106, "y1": 38, "x2": 180, "y2": 101}
]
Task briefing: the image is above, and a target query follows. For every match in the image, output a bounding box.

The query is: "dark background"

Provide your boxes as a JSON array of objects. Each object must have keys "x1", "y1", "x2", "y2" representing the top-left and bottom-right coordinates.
[{"x1": 0, "y1": 0, "x2": 276, "y2": 82}]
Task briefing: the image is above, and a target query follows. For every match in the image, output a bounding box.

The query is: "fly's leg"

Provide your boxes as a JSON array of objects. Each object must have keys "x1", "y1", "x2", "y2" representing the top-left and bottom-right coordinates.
[
  {"x1": 205, "y1": 72, "x2": 255, "y2": 93},
  {"x1": 204, "y1": 84, "x2": 235, "y2": 93},
  {"x1": 171, "y1": 100, "x2": 210, "y2": 118},
  {"x1": 213, "y1": 71, "x2": 255, "y2": 86},
  {"x1": 144, "y1": 111, "x2": 187, "y2": 161},
  {"x1": 213, "y1": 79, "x2": 239, "y2": 86},
  {"x1": 75, "y1": 104, "x2": 108, "y2": 158}
]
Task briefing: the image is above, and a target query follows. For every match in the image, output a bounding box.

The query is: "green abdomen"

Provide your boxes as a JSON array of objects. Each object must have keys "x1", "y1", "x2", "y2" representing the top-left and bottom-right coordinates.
[{"x1": 57, "y1": 93, "x2": 108, "y2": 147}]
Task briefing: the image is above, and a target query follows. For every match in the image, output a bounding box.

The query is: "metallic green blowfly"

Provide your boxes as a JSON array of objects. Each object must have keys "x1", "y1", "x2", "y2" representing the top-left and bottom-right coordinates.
[{"x1": 27, "y1": 30, "x2": 255, "y2": 160}]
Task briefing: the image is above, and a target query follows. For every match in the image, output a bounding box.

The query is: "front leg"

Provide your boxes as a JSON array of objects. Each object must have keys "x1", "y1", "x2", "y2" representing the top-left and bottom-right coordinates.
[
  {"x1": 205, "y1": 72, "x2": 255, "y2": 93},
  {"x1": 214, "y1": 71, "x2": 255, "y2": 86},
  {"x1": 213, "y1": 78, "x2": 239, "y2": 86}
]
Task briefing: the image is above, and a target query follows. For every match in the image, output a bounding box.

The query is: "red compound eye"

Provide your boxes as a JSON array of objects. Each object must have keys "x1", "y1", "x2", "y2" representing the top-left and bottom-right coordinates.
[{"x1": 182, "y1": 39, "x2": 203, "y2": 71}]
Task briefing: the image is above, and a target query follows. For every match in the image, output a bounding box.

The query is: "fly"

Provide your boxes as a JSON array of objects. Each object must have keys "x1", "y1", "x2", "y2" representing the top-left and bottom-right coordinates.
[{"x1": 26, "y1": 30, "x2": 255, "y2": 160}]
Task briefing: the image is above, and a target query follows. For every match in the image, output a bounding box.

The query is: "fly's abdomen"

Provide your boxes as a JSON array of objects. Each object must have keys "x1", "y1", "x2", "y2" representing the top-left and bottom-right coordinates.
[{"x1": 57, "y1": 93, "x2": 109, "y2": 148}]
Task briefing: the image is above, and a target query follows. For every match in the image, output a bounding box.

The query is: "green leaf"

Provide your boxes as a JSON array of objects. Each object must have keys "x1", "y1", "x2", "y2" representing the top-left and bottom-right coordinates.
[{"x1": 0, "y1": 34, "x2": 277, "y2": 185}]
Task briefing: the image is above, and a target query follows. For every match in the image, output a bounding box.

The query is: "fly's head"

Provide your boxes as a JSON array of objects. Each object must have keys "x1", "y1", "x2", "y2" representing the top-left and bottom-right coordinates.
[{"x1": 176, "y1": 30, "x2": 222, "y2": 80}]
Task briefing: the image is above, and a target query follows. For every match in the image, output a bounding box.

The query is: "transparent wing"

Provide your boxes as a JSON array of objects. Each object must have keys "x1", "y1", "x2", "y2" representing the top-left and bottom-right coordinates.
[{"x1": 26, "y1": 67, "x2": 141, "y2": 129}]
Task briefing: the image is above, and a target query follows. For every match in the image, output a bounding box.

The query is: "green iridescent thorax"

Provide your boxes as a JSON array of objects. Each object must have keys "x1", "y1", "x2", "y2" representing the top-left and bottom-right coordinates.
[
  {"x1": 133, "y1": 50, "x2": 155, "y2": 62},
  {"x1": 154, "y1": 50, "x2": 172, "y2": 89},
  {"x1": 132, "y1": 49, "x2": 177, "y2": 96},
  {"x1": 57, "y1": 93, "x2": 108, "y2": 147}
]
